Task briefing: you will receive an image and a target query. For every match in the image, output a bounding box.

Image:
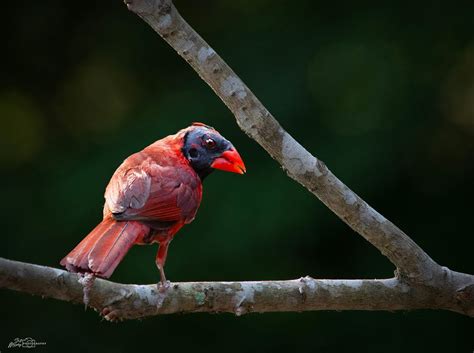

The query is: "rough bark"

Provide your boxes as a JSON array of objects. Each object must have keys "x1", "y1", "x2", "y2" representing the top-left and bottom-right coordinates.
[{"x1": 0, "y1": 0, "x2": 473, "y2": 320}]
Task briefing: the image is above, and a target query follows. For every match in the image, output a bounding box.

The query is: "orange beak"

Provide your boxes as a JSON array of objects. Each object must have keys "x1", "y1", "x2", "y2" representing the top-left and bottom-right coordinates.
[{"x1": 211, "y1": 148, "x2": 246, "y2": 174}]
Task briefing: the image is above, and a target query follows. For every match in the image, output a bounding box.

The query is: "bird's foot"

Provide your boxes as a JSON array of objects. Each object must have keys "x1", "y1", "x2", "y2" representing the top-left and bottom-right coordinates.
[
  {"x1": 157, "y1": 280, "x2": 171, "y2": 293},
  {"x1": 155, "y1": 280, "x2": 170, "y2": 308},
  {"x1": 100, "y1": 306, "x2": 124, "y2": 322}
]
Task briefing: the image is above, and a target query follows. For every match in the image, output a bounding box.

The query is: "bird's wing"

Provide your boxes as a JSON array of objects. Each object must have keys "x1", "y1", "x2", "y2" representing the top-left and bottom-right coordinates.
[{"x1": 104, "y1": 157, "x2": 201, "y2": 223}]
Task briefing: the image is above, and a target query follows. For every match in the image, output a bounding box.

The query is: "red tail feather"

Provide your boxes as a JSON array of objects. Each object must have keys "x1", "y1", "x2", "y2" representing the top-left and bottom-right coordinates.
[{"x1": 60, "y1": 218, "x2": 149, "y2": 278}]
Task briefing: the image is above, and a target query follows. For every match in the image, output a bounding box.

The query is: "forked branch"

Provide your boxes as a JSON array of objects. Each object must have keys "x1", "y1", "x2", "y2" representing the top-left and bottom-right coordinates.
[{"x1": 0, "y1": 0, "x2": 473, "y2": 319}]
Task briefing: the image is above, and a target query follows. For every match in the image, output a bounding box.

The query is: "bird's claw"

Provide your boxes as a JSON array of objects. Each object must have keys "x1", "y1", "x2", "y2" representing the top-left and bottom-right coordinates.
[
  {"x1": 100, "y1": 306, "x2": 124, "y2": 322},
  {"x1": 155, "y1": 280, "x2": 170, "y2": 308},
  {"x1": 157, "y1": 280, "x2": 171, "y2": 293}
]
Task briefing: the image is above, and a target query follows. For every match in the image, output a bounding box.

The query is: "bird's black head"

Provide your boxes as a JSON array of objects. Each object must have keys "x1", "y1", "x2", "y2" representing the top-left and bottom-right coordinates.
[{"x1": 182, "y1": 123, "x2": 246, "y2": 180}]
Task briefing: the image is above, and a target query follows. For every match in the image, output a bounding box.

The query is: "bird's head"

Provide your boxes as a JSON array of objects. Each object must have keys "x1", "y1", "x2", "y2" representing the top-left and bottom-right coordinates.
[{"x1": 182, "y1": 122, "x2": 246, "y2": 179}]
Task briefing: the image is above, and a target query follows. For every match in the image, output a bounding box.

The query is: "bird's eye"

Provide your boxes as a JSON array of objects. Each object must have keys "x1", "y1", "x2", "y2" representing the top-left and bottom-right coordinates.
[
  {"x1": 204, "y1": 138, "x2": 216, "y2": 149},
  {"x1": 189, "y1": 148, "x2": 198, "y2": 158}
]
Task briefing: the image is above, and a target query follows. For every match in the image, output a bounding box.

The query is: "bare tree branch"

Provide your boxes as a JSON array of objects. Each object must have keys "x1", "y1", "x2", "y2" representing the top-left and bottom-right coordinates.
[
  {"x1": 1, "y1": 258, "x2": 472, "y2": 321},
  {"x1": 120, "y1": 0, "x2": 473, "y2": 312},
  {"x1": 0, "y1": 0, "x2": 473, "y2": 319}
]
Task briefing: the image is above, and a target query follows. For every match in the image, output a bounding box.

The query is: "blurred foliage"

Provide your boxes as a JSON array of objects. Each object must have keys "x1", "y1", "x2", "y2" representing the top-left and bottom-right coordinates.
[
  {"x1": 1, "y1": 0, "x2": 473, "y2": 352},
  {"x1": 0, "y1": 92, "x2": 45, "y2": 165}
]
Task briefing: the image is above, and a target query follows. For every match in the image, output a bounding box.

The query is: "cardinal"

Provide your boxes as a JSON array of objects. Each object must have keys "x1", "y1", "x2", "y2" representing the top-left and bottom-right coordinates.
[{"x1": 60, "y1": 123, "x2": 245, "y2": 292}]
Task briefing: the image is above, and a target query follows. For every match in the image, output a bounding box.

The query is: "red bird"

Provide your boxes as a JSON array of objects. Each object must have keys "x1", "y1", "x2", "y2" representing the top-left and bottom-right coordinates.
[{"x1": 61, "y1": 123, "x2": 245, "y2": 290}]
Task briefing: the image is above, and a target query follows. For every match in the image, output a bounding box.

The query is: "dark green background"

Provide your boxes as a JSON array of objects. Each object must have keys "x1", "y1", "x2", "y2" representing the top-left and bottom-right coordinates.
[{"x1": 1, "y1": 1, "x2": 473, "y2": 352}]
